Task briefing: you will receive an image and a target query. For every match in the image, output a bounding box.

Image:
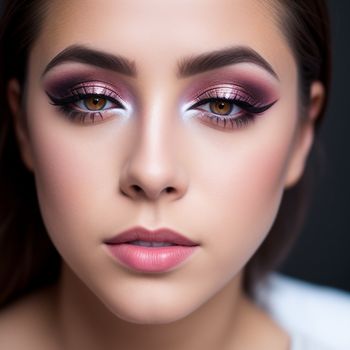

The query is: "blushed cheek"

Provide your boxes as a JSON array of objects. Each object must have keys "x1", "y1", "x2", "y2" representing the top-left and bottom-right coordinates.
[
  {"x1": 237, "y1": 129, "x2": 296, "y2": 227},
  {"x1": 24, "y1": 103, "x2": 109, "y2": 251},
  {"x1": 193, "y1": 113, "x2": 298, "y2": 272},
  {"x1": 238, "y1": 138, "x2": 291, "y2": 214},
  {"x1": 32, "y1": 137, "x2": 95, "y2": 245}
]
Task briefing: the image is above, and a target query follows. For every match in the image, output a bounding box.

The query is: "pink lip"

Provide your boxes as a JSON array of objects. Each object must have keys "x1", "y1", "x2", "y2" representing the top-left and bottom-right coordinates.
[{"x1": 103, "y1": 226, "x2": 199, "y2": 273}]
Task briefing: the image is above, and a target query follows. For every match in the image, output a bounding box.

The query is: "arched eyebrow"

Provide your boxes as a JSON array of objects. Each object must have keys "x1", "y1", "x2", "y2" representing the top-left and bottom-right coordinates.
[
  {"x1": 41, "y1": 45, "x2": 137, "y2": 78},
  {"x1": 177, "y1": 46, "x2": 279, "y2": 80},
  {"x1": 41, "y1": 44, "x2": 279, "y2": 81}
]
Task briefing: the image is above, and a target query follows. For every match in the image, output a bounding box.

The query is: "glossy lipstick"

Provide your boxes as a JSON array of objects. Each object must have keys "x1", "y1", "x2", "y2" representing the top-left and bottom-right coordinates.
[{"x1": 104, "y1": 226, "x2": 199, "y2": 273}]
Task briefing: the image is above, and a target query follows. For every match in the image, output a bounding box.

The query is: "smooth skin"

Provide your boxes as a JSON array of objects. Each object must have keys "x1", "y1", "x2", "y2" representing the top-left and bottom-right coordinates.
[{"x1": 1, "y1": 0, "x2": 324, "y2": 349}]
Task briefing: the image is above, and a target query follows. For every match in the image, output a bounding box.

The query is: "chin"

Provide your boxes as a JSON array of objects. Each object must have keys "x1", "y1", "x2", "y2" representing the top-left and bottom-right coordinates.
[
  {"x1": 112, "y1": 300, "x2": 195, "y2": 325},
  {"x1": 100, "y1": 289, "x2": 198, "y2": 325},
  {"x1": 115, "y1": 312, "x2": 186, "y2": 325}
]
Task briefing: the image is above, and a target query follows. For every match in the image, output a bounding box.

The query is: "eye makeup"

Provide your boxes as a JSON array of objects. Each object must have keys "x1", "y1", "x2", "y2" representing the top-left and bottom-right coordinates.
[
  {"x1": 43, "y1": 63, "x2": 279, "y2": 129},
  {"x1": 186, "y1": 84, "x2": 277, "y2": 130},
  {"x1": 46, "y1": 81, "x2": 128, "y2": 124},
  {"x1": 43, "y1": 65, "x2": 134, "y2": 125},
  {"x1": 182, "y1": 68, "x2": 279, "y2": 130}
]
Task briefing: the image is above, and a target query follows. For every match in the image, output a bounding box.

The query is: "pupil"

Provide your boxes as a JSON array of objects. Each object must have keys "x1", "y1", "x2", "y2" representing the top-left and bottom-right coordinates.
[
  {"x1": 218, "y1": 102, "x2": 225, "y2": 109},
  {"x1": 210, "y1": 100, "x2": 232, "y2": 115},
  {"x1": 85, "y1": 96, "x2": 106, "y2": 110}
]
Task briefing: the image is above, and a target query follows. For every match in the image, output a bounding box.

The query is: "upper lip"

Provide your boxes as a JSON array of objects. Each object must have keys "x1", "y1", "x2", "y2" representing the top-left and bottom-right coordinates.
[{"x1": 103, "y1": 226, "x2": 199, "y2": 246}]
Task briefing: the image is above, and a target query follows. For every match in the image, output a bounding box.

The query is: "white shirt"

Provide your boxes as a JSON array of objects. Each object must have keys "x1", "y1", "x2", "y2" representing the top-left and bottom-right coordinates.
[{"x1": 254, "y1": 273, "x2": 350, "y2": 350}]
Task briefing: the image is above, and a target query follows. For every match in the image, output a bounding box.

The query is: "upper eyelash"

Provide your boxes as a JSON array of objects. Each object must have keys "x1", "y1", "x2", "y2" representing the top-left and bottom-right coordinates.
[
  {"x1": 191, "y1": 96, "x2": 275, "y2": 114},
  {"x1": 191, "y1": 84, "x2": 277, "y2": 113},
  {"x1": 46, "y1": 85, "x2": 124, "y2": 107},
  {"x1": 187, "y1": 88, "x2": 277, "y2": 130},
  {"x1": 45, "y1": 84, "x2": 126, "y2": 124},
  {"x1": 46, "y1": 83, "x2": 275, "y2": 128},
  {"x1": 47, "y1": 92, "x2": 122, "y2": 108},
  {"x1": 190, "y1": 87, "x2": 261, "y2": 110}
]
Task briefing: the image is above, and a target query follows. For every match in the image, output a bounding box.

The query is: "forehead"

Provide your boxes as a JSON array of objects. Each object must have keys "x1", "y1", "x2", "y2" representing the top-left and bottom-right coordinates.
[{"x1": 31, "y1": 0, "x2": 295, "y2": 82}]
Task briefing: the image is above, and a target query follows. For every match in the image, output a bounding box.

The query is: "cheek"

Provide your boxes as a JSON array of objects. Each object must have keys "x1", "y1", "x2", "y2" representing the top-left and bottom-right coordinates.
[
  {"x1": 25, "y1": 93, "x2": 120, "y2": 249},
  {"x1": 32, "y1": 137, "x2": 102, "y2": 256},
  {"x1": 189, "y1": 107, "x2": 298, "y2": 272}
]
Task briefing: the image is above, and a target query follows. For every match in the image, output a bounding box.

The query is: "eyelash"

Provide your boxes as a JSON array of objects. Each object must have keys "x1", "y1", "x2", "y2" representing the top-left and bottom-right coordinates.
[
  {"x1": 47, "y1": 85, "x2": 125, "y2": 124},
  {"x1": 47, "y1": 84, "x2": 275, "y2": 129},
  {"x1": 188, "y1": 89, "x2": 275, "y2": 130}
]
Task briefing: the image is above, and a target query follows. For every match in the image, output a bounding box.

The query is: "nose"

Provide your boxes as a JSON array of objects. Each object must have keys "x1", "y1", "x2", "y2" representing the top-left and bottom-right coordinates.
[{"x1": 119, "y1": 117, "x2": 188, "y2": 202}]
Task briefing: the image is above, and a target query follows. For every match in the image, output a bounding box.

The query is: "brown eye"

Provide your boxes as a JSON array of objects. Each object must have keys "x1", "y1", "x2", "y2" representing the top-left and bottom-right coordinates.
[
  {"x1": 84, "y1": 96, "x2": 107, "y2": 111},
  {"x1": 209, "y1": 100, "x2": 232, "y2": 115}
]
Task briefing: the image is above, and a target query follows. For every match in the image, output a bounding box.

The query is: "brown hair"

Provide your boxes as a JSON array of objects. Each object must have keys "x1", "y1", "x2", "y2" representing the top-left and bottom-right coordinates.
[
  {"x1": 244, "y1": 0, "x2": 331, "y2": 294},
  {"x1": 0, "y1": 0, "x2": 331, "y2": 308}
]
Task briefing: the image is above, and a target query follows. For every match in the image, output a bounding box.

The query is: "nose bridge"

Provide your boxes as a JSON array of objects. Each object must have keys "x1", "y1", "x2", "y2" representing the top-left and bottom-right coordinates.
[
  {"x1": 119, "y1": 92, "x2": 187, "y2": 201},
  {"x1": 135, "y1": 102, "x2": 173, "y2": 179}
]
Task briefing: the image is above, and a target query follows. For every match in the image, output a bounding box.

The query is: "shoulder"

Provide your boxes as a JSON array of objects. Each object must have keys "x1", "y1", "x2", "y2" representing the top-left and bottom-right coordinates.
[
  {"x1": 0, "y1": 286, "x2": 59, "y2": 349},
  {"x1": 254, "y1": 273, "x2": 350, "y2": 350}
]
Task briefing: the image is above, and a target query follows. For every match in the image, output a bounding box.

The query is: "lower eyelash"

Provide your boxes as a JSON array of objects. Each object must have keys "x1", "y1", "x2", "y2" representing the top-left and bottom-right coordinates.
[
  {"x1": 199, "y1": 111, "x2": 257, "y2": 130},
  {"x1": 47, "y1": 91, "x2": 123, "y2": 124},
  {"x1": 57, "y1": 105, "x2": 105, "y2": 124},
  {"x1": 190, "y1": 93, "x2": 277, "y2": 130}
]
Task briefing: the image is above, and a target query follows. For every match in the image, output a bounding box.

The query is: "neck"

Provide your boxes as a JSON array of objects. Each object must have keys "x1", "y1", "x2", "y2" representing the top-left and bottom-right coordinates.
[{"x1": 54, "y1": 264, "x2": 289, "y2": 350}]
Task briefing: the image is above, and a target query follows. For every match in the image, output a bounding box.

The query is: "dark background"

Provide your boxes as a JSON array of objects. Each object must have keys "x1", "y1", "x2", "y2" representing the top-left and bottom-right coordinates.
[{"x1": 279, "y1": 2, "x2": 350, "y2": 292}]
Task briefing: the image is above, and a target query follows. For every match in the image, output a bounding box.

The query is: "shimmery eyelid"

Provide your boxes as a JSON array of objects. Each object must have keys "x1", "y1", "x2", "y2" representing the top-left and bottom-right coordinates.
[
  {"x1": 193, "y1": 84, "x2": 253, "y2": 99},
  {"x1": 59, "y1": 83, "x2": 125, "y2": 105},
  {"x1": 45, "y1": 80, "x2": 133, "y2": 125},
  {"x1": 44, "y1": 79, "x2": 131, "y2": 108},
  {"x1": 183, "y1": 84, "x2": 260, "y2": 112},
  {"x1": 180, "y1": 81, "x2": 278, "y2": 131},
  {"x1": 183, "y1": 70, "x2": 280, "y2": 105}
]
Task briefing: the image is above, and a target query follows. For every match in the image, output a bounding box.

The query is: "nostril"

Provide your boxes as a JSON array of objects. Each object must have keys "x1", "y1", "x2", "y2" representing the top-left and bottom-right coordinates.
[
  {"x1": 132, "y1": 185, "x2": 142, "y2": 193},
  {"x1": 165, "y1": 187, "x2": 175, "y2": 193},
  {"x1": 121, "y1": 184, "x2": 177, "y2": 199}
]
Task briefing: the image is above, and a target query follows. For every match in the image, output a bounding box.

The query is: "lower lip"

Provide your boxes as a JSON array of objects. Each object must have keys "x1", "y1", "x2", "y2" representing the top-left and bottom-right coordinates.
[{"x1": 105, "y1": 244, "x2": 197, "y2": 273}]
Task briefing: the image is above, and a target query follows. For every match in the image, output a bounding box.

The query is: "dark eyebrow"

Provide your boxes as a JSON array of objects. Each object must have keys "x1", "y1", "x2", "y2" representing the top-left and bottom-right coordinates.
[
  {"x1": 42, "y1": 45, "x2": 137, "y2": 78},
  {"x1": 177, "y1": 46, "x2": 279, "y2": 80}
]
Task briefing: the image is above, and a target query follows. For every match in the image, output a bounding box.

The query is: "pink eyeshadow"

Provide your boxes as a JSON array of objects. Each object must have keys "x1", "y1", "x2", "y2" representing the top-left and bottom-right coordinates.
[
  {"x1": 42, "y1": 65, "x2": 134, "y2": 102},
  {"x1": 183, "y1": 67, "x2": 280, "y2": 106}
]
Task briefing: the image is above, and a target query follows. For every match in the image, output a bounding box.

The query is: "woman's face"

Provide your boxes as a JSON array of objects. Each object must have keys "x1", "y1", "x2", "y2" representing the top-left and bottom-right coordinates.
[{"x1": 12, "y1": 0, "x2": 313, "y2": 323}]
